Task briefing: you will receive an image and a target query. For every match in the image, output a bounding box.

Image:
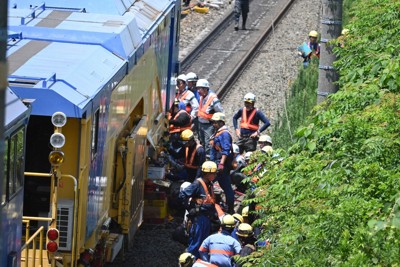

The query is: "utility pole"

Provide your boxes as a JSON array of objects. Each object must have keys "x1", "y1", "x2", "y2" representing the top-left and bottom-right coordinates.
[
  {"x1": 317, "y1": 0, "x2": 343, "y2": 103},
  {"x1": 0, "y1": 0, "x2": 8, "y2": 260}
]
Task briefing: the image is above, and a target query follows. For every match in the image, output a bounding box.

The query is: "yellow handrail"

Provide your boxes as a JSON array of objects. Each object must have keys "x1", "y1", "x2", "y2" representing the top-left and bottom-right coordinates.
[{"x1": 22, "y1": 217, "x2": 52, "y2": 267}]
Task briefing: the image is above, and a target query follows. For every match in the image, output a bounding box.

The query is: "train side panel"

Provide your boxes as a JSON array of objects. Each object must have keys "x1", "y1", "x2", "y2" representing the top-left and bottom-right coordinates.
[
  {"x1": 7, "y1": 0, "x2": 179, "y2": 265},
  {"x1": 2, "y1": 89, "x2": 30, "y2": 267}
]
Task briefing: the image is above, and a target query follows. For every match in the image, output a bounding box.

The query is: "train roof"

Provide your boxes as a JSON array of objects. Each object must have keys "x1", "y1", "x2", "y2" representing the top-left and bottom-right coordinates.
[
  {"x1": 5, "y1": 87, "x2": 29, "y2": 128},
  {"x1": 7, "y1": 0, "x2": 175, "y2": 118},
  {"x1": 10, "y1": 0, "x2": 174, "y2": 16}
]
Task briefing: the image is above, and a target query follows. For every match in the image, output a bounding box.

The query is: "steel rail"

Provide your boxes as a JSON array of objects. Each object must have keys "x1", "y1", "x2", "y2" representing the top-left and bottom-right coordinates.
[
  {"x1": 180, "y1": 10, "x2": 235, "y2": 72},
  {"x1": 217, "y1": 0, "x2": 297, "y2": 99}
]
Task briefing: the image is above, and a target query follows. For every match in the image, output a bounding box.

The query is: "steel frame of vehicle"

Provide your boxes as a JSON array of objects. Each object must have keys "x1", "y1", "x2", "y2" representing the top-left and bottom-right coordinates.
[
  {"x1": 6, "y1": 0, "x2": 181, "y2": 266},
  {"x1": 1, "y1": 88, "x2": 30, "y2": 267}
]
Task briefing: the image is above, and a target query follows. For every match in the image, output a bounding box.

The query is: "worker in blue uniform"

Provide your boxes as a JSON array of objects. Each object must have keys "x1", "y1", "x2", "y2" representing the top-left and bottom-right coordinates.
[
  {"x1": 231, "y1": 213, "x2": 244, "y2": 241},
  {"x1": 209, "y1": 112, "x2": 235, "y2": 214},
  {"x1": 233, "y1": 93, "x2": 270, "y2": 154},
  {"x1": 179, "y1": 161, "x2": 219, "y2": 259},
  {"x1": 181, "y1": 129, "x2": 206, "y2": 182},
  {"x1": 199, "y1": 214, "x2": 242, "y2": 267}
]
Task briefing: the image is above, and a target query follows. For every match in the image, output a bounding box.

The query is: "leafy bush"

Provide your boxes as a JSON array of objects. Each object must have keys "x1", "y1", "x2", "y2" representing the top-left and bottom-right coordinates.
[{"x1": 242, "y1": 0, "x2": 400, "y2": 265}]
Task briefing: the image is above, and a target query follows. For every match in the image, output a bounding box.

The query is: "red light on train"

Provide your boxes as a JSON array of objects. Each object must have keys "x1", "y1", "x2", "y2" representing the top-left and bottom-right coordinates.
[{"x1": 46, "y1": 228, "x2": 59, "y2": 253}]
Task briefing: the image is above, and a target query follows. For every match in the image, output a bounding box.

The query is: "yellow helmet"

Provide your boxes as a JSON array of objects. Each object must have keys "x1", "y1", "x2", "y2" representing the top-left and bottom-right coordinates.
[
  {"x1": 261, "y1": 145, "x2": 274, "y2": 154},
  {"x1": 221, "y1": 214, "x2": 236, "y2": 228},
  {"x1": 341, "y1": 28, "x2": 350, "y2": 35},
  {"x1": 179, "y1": 252, "x2": 195, "y2": 267},
  {"x1": 309, "y1": 30, "x2": 318, "y2": 38},
  {"x1": 211, "y1": 112, "x2": 226, "y2": 122},
  {"x1": 242, "y1": 206, "x2": 249, "y2": 217},
  {"x1": 201, "y1": 161, "x2": 217, "y2": 173},
  {"x1": 181, "y1": 129, "x2": 194, "y2": 141},
  {"x1": 237, "y1": 223, "x2": 253, "y2": 237},
  {"x1": 258, "y1": 135, "x2": 272, "y2": 144},
  {"x1": 232, "y1": 213, "x2": 244, "y2": 224}
]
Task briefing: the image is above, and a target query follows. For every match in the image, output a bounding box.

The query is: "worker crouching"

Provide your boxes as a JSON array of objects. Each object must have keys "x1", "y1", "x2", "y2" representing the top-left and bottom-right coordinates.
[
  {"x1": 199, "y1": 214, "x2": 241, "y2": 267},
  {"x1": 179, "y1": 161, "x2": 220, "y2": 259},
  {"x1": 181, "y1": 129, "x2": 206, "y2": 182}
]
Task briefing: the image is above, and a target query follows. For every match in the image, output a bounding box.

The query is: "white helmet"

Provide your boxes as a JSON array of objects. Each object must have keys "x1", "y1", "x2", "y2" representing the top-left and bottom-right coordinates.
[
  {"x1": 244, "y1": 151, "x2": 253, "y2": 161},
  {"x1": 232, "y1": 144, "x2": 240, "y2": 154},
  {"x1": 177, "y1": 74, "x2": 187, "y2": 83},
  {"x1": 196, "y1": 79, "x2": 210, "y2": 88},
  {"x1": 244, "y1": 93, "x2": 256, "y2": 103},
  {"x1": 259, "y1": 135, "x2": 272, "y2": 144},
  {"x1": 186, "y1": 72, "x2": 198, "y2": 82}
]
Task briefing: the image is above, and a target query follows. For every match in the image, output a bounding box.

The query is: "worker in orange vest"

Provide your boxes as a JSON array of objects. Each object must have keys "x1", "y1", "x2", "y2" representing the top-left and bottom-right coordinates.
[
  {"x1": 233, "y1": 93, "x2": 270, "y2": 153},
  {"x1": 179, "y1": 161, "x2": 220, "y2": 259},
  {"x1": 196, "y1": 79, "x2": 224, "y2": 156},
  {"x1": 169, "y1": 99, "x2": 192, "y2": 142},
  {"x1": 181, "y1": 129, "x2": 206, "y2": 182}
]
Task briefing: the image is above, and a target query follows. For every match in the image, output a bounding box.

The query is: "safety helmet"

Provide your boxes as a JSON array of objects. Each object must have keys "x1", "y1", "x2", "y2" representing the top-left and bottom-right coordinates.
[
  {"x1": 237, "y1": 223, "x2": 254, "y2": 237},
  {"x1": 179, "y1": 252, "x2": 195, "y2": 267},
  {"x1": 181, "y1": 129, "x2": 194, "y2": 141},
  {"x1": 309, "y1": 30, "x2": 318, "y2": 38},
  {"x1": 244, "y1": 152, "x2": 252, "y2": 161},
  {"x1": 232, "y1": 144, "x2": 240, "y2": 154},
  {"x1": 177, "y1": 74, "x2": 187, "y2": 83},
  {"x1": 196, "y1": 79, "x2": 210, "y2": 88},
  {"x1": 186, "y1": 72, "x2": 198, "y2": 82},
  {"x1": 221, "y1": 214, "x2": 236, "y2": 229},
  {"x1": 261, "y1": 145, "x2": 274, "y2": 154},
  {"x1": 210, "y1": 112, "x2": 226, "y2": 122},
  {"x1": 243, "y1": 93, "x2": 256, "y2": 103},
  {"x1": 242, "y1": 206, "x2": 249, "y2": 217},
  {"x1": 259, "y1": 135, "x2": 272, "y2": 144},
  {"x1": 201, "y1": 161, "x2": 217, "y2": 173},
  {"x1": 232, "y1": 213, "x2": 244, "y2": 224},
  {"x1": 341, "y1": 28, "x2": 350, "y2": 35}
]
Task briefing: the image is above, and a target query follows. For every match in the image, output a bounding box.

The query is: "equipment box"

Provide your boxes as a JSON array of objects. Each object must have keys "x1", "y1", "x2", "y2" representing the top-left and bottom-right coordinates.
[{"x1": 147, "y1": 166, "x2": 165, "y2": 180}]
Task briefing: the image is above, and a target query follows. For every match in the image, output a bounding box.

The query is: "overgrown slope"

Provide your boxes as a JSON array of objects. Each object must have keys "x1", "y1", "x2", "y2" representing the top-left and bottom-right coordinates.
[{"x1": 244, "y1": 0, "x2": 400, "y2": 265}]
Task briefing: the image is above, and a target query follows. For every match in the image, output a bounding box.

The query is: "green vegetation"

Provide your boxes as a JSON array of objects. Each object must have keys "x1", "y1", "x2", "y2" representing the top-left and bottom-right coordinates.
[
  {"x1": 243, "y1": 0, "x2": 400, "y2": 265},
  {"x1": 272, "y1": 59, "x2": 318, "y2": 150}
]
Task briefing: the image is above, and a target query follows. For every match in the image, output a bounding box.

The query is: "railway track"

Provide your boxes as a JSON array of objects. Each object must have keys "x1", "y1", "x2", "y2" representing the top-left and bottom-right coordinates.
[{"x1": 180, "y1": 0, "x2": 297, "y2": 100}]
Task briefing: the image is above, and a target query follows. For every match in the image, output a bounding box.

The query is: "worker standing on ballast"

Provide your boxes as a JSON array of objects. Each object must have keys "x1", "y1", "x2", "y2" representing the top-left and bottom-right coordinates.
[
  {"x1": 209, "y1": 112, "x2": 235, "y2": 214},
  {"x1": 179, "y1": 161, "x2": 219, "y2": 259},
  {"x1": 181, "y1": 129, "x2": 206, "y2": 182},
  {"x1": 199, "y1": 214, "x2": 241, "y2": 267},
  {"x1": 176, "y1": 74, "x2": 199, "y2": 122},
  {"x1": 233, "y1": 93, "x2": 270, "y2": 154},
  {"x1": 197, "y1": 79, "x2": 224, "y2": 156},
  {"x1": 234, "y1": 0, "x2": 250, "y2": 31}
]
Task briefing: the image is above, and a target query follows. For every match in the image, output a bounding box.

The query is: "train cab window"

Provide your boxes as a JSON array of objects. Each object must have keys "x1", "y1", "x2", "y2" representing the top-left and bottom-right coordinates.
[
  {"x1": 2, "y1": 128, "x2": 25, "y2": 204},
  {"x1": 91, "y1": 109, "x2": 100, "y2": 161}
]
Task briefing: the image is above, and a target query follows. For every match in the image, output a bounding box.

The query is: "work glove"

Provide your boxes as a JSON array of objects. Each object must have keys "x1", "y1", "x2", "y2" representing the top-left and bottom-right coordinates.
[{"x1": 218, "y1": 163, "x2": 224, "y2": 172}]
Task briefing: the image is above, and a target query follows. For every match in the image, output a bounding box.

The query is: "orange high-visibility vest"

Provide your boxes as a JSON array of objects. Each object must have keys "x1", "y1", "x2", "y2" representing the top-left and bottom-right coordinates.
[
  {"x1": 209, "y1": 129, "x2": 232, "y2": 152},
  {"x1": 169, "y1": 110, "x2": 192, "y2": 133},
  {"x1": 177, "y1": 90, "x2": 193, "y2": 113},
  {"x1": 240, "y1": 108, "x2": 259, "y2": 131},
  {"x1": 193, "y1": 178, "x2": 215, "y2": 205},
  {"x1": 198, "y1": 93, "x2": 217, "y2": 120},
  {"x1": 185, "y1": 144, "x2": 202, "y2": 169}
]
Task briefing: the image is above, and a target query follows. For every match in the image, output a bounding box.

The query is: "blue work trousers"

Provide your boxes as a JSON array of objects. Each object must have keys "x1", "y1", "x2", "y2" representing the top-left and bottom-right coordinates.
[
  {"x1": 188, "y1": 214, "x2": 211, "y2": 259},
  {"x1": 217, "y1": 166, "x2": 235, "y2": 213}
]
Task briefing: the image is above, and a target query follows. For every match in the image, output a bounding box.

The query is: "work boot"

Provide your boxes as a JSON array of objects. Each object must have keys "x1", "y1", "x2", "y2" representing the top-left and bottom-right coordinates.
[{"x1": 234, "y1": 21, "x2": 239, "y2": 31}]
